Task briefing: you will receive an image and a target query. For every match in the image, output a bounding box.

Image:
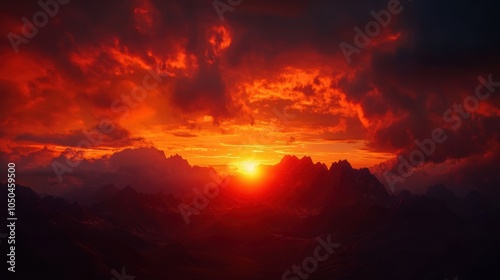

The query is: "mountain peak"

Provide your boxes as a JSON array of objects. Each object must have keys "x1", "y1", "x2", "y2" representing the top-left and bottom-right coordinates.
[
  {"x1": 329, "y1": 159, "x2": 353, "y2": 173},
  {"x1": 299, "y1": 156, "x2": 313, "y2": 165},
  {"x1": 118, "y1": 185, "x2": 137, "y2": 196},
  {"x1": 166, "y1": 154, "x2": 191, "y2": 169},
  {"x1": 168, "y1": 154, "x2": 185, "y2": 160},
  {"x1": 96, "y1": 184, "x2": 118, "y2": 194},
  {"x1": 426, "y1": 184, "x2": 457, "y2": 200},
  {"x1": 280, "y1": 155, "x2": 300, "y2": 165}
]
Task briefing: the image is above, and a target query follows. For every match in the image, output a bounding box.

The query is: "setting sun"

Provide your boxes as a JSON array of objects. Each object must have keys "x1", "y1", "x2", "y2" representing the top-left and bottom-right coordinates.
[{"x1": 239, "y1": 160, "x2": 260, "y2": 177}]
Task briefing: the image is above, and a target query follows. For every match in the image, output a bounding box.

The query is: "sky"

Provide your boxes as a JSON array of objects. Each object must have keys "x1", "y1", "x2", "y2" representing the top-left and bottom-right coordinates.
[{"x1": 1, "y1": 0, "x2": 499, "y2": 195}]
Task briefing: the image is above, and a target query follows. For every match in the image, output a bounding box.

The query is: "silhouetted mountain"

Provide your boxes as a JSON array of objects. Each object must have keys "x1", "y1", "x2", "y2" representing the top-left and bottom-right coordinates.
[
  {"x1": 250, "y1": 157, "x2": 390, "y2": 210},
  {"x1": 55, "y1": 150, "x2": 221, "y2": 196},
  {"x1": 91, "y1": 185, "x2": 186, "y2": 235},
  {"x1": 62, "y1": 183, "x2": 120, "y2": 206},
  {"x1": 427, "y1": 184, "x2": 460, "y2": 211}
]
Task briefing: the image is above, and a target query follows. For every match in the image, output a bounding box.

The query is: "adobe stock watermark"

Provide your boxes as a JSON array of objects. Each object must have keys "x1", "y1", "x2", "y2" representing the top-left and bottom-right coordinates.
[
  {"x1": 7, "y1": 0, "x2": 71, "y2": 53},
  {"x1": 282, "y1": 235, "x2": 340, "y2": 280},
  {"x1": 111, "y1": 267, "x2": 135, "y2": 280},
  {"x1": 178, "y1": 170, "x2": 230, "y2": 224},
  {"x1": 213, "y1": 0, "x2": 244, "y2": 21},
  {"x1": 339, "y1": 0, "x2": 407, "y2": 64},
  {"x1": 51, "y1": 66, "x2": 168, "y2": 183},
  {"x1": 384, "y1": 74, "x2": 499, "y2": 192}
]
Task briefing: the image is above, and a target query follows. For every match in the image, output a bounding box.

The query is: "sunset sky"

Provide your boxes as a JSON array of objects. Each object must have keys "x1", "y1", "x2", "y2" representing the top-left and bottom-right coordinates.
[{"x1": 1, "y1": 0, "x2": 499, "y2": 194}]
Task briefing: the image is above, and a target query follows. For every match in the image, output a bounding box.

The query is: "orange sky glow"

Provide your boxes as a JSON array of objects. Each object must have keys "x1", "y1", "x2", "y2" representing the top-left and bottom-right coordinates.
[{"x1": 0, "y1": 22, "x2": 398, "y2": 170}]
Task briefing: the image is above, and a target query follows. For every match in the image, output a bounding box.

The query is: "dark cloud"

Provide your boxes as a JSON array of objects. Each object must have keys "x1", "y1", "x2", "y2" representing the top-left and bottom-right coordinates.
[
  {"x1": 171, "y1": 62, "x2": 229, "y2": 119},
  {"x1": 15, "y1": 125, "x2": 145, "y2": 147}
]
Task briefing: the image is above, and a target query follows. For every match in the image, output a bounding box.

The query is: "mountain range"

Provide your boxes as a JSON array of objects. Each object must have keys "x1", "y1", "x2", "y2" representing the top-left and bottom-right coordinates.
[{"x1": 1, "y1": 155, "x2": 499, "y2": 280}]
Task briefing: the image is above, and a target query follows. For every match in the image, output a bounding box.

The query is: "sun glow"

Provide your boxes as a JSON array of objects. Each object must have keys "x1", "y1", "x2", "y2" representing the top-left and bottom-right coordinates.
[{"x1": 239, "y1": 160, "x2": 260, "y2": 177}]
